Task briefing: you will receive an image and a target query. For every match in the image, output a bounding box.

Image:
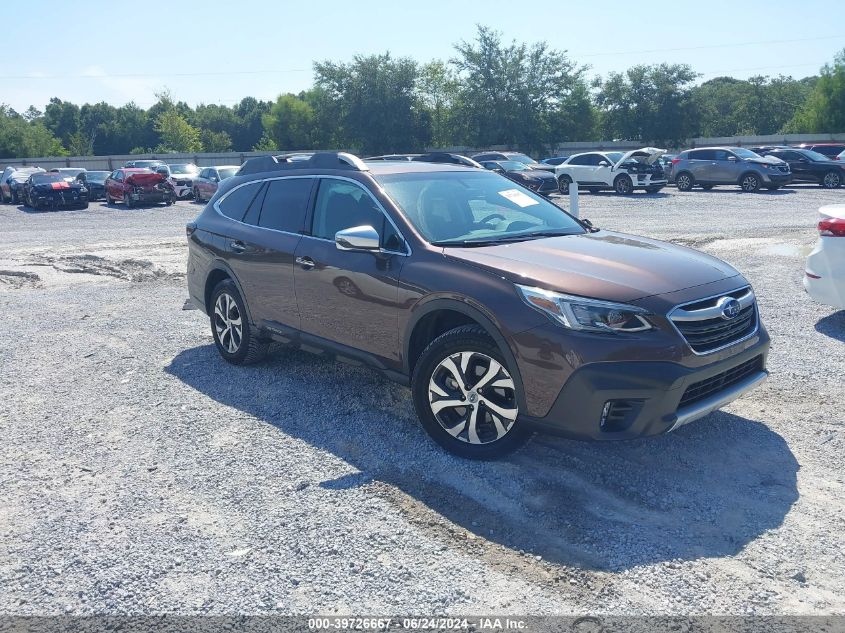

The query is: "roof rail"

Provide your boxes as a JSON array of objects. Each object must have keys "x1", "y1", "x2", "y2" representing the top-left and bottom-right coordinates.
[{"x1": 237, "y1": 151, "x2": 369, "y2": 176}]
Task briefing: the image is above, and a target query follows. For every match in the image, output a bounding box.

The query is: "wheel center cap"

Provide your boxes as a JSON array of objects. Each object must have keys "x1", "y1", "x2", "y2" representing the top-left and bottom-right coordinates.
[{"x1": 468, "y1": 392, "x2": 478, "y2": 403}]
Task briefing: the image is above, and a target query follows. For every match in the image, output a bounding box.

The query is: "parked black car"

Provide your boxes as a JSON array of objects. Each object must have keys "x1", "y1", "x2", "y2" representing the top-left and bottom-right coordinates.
[
  {"x1": 83, "y1": 170, "x2": 111, "y2": 200},
  {"x1": 480, "y1": 160, "x2": 559, "y2": 195},
  {"x1": 472, "y1": 151, "x2": 542, "y2": 168},
  {"x1": 754, "y1": 148, "x2": 845, "y2": 188},
  {"x1": 23, "y1": 172, "x2": 89, "y2": 210},
  {"x1": 798, "y1": 143, "x2": 845, "y2": 160}
]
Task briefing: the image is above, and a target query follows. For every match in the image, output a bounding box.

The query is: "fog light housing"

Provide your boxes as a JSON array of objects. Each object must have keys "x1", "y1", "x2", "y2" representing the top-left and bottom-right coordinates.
[{"x1": 599, "y1": 399, "x2": 643, "y2": 433}]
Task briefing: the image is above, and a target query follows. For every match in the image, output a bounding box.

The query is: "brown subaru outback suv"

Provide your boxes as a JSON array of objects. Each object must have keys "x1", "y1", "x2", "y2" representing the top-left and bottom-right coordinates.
[{"x1": 185, "y1": 152, "x2": 769, "y2": 459}]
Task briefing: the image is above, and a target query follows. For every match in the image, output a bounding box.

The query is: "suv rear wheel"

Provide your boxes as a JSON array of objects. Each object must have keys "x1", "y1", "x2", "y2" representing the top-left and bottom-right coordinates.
[
  {"x1": 210, "y1": 279, "x2": 268, "y2": 365},
  {"x1": 675, "y1": 172, "x2": 694, "y2": 191},
  {"x1": 822, "y1": 170, "x2": 841, "y2": 189},
  {"x1": 411, "y1": 326, "x2": 531, "y2": 459}
]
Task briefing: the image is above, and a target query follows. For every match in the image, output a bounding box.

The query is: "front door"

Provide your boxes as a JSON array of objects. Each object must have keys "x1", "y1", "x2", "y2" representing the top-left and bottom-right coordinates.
[{"x1": 293, "y1": 177, "x2": 407, "y2": 363}]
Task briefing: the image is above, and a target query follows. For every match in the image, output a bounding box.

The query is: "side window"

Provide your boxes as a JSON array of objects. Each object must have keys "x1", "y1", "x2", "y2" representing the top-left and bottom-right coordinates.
[
  {"x1": 568, "y1": 155, "x2": 590, "y2": 166},
  {"x1": 256, "y1": 178, "x2": 312, "y2": 233},
  {"x1": 218, "y1": 181, "x2": 263, "y2": 222},
  {"x1": 311, "y1": 179, "x2": 401, "y2": 250},
  {"x1": 781, "y1": 151, "x2": 801, "y2": 161},
  {"x1": 116, "y1": 170, "x2": 124, "y2": 181},
  {"x1": 712, "y1": 150, "x2": 729, "y2": 161},
  {"x1": 199, "y1": 169, "x2": 209, "y2": 179},
  {"x1": 692, "y1": 149, "x2": 714, "y2": 160}
]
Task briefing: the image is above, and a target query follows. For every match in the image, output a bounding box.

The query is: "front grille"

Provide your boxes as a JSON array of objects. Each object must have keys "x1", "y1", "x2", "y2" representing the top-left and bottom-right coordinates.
[
  {"x1": 776, "y1": 165, "x2": 790, "y2": 173},
  {"x1": 670, "y1": 287, "x2": 758, "y2": 354},
  {"x1": 679, "y1": 356, "x2": 763, "y2": 408}
]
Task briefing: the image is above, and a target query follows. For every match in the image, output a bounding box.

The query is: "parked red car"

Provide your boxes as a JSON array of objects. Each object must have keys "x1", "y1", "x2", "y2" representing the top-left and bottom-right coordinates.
[
  {"x1": 104, "y1": 168, "x2": 175, "y2": 207},
  {"x1": 192, "y1": 165, "x2": 240, "y2": 203}
]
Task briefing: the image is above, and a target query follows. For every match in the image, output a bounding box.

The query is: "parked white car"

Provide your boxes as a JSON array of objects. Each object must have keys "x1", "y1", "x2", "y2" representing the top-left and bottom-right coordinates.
[
  {"x1": 157, "y1": 163, "x2": 200, "y2": 199},
  {"x1": 804, "y1": 204, "x2": 845, "y2": 310},
  {"x1": 554, "y1": 148, "x2": 668, "y2": 195}
]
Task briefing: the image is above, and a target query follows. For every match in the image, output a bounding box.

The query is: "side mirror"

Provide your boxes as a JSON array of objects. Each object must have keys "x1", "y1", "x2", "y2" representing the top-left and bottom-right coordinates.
[
  {"x1": 727, "y1": 156, "x2": 737, "y2": 161},
  {"x1": 598, "y1": 161, "x2": 609, "y2": 167},
  {"x1": 211, "y1": 176, "x2": 219, "y2": 183},
  {"x1": 335, "y1": 225, "x2": 380, "y2": 251},
  {"x1": 493, "y1": 168, "x2": 506, "y2": 174}
]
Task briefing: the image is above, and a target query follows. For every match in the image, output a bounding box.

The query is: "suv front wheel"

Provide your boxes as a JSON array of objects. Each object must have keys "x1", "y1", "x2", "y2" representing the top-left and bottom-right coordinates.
[
  {"x1": 740, "y1": 173, "x2": 761, "y2": 192},
  {"x1": 210, "y1": 279, "x2": 268, "y2": 365},
  {"x1": 411, "y1": 326, "x2": 531, "y2": 459}
]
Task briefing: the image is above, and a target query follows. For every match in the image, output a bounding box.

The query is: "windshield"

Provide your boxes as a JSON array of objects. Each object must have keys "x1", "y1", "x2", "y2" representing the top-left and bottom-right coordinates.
[
  {"x1": 169, "y1": 163, "x2": 199, "y2": 174},
  {"x1": 801, "y1": 149, "x2": 830, "y2": 162},
  {"x1": 32, "y1": 174, "x2": 65, "y2": 184},
  {"x1": 86, "y1": 171, "x2": 110, "y2": 181},
  {"x1": 604, "y1": 152, "x2": 625, "y2": 163},
  {"x1": 218, "y1": 167, "x2": 239, "y2": 179},
  {"x1": 133, "y1": 161, "x2": 161, "y2": 168},
  {"x1": 376, "y1": 171, "x2": 584, "y2": 246},
  {"x1": 497, "y1": 161, "x2": 527, "y2": 171},
  {"x1": 733, "y1": 148, "x2": 760, "y2": 159},
  {"x1": 507, "y1": 153, "x2": 536, "y2": 165}
]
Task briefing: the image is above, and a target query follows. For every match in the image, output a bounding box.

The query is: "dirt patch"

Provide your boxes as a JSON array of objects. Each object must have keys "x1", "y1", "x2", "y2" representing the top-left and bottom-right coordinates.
[
  {"x1": 0, "y1": 270, "x2": 41, "y2": 289},
  {"x1": 29, "y1": 254, "x2": 184, "y2": 283}
]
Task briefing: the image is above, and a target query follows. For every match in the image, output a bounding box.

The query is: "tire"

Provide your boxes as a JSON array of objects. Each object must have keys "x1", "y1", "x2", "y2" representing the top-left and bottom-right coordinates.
[
  {"x1": 193, "y1": 187, "x2": 202, "y2": 203},
  {"x1": 411, "y1": 325, "x2": 531, "y2": 460},
  {"x1": 557, "y1": 175, "x2": 572, "y2": 194},
  {"x1": 822, "y1": 170, "x2": 841, "y2": 189},
  {"x1": 740, "y1": 172, "x2": 760, "y2": 193},
  {"x1": 209, "y1": 279, "x2": 268, "y2": 365},
  {"x1": 123, "y1": 192, "x2": 133, "y2": 208},
  {"x1": 105, "y1": 190, "x2": 112, "y2": 205},
  {"x1": 79, "y1": 202, "x2": 89, "y2": 209},
  {"x1": 614, "y1": 175, "x2": 633, "y2": 195},
  {"x1": 10, "y1": 189, "x2": 18, "y2": 205},
  {"x1": 701, "y1": 185, "x2": 715, "y2": 191},
  {"x1": 675, "y1": 172, "x2": 694, "y2": 191}
]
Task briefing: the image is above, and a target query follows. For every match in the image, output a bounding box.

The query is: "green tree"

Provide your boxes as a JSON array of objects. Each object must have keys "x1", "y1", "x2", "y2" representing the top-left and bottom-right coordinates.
[
  {"x1": 314, "y1": 53, "x2": 429, "y2": 155},
  {"x1": 262, "y1": 93, "x2": 315, "y2": 150},
  {"x1": 450, "y1": 26, "x2": 589, "y2": 153},
  {"x1": 251, "y1": 133, "x2": 277, "y2": 152},
  {"x1": 0, "y1": 107, "x2": 67, "y2": 158},
  {"x1": 43, "y1": 97, "x2": 80, "y2": 147},
  {"x1": 784, "y1": 50, "x2": 845, "y2": 133},
  {"x1": 595, "y1": 63, "x2": 699, "y2": 145},
  {"x1": 154, "y1": 109, "x2": 202, "y2": 153},
  {"x1": 200, "y1": 129, "x2": 233, "y2": 152},
  {"x1": 233, "y1": 97, "x2": 272, "y2": 151},
  {"x1": 418, "y1": 61, "x2": 459, "y2": 148}
]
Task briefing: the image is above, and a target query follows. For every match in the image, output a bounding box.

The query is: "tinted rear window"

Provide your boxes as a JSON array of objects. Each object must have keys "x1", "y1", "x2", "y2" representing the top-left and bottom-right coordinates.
[
  {"x1": 257, "y1": 178, "x2": 312, "y2": 233},
  {"x1": 218, "y1": 181, "x2": 262, "y2": 221}
]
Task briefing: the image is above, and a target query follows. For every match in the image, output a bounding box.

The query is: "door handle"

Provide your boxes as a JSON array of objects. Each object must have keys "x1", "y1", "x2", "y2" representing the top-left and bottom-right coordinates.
[
  {"x1": 230, "y1": 240, "x2": 246, "y2": 253},
  {"x1": 296, "y1": 256, "x2": 315, "y2": 270}
]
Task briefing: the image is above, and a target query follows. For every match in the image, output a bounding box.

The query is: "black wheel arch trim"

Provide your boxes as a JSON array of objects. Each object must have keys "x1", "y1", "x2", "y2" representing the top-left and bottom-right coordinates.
[
  {"x1": 205, "y1": 259, "x2": 255, "y2": 328},
  {"x1": 402, "y1": 297, "x2": 528, "y2": 412}
]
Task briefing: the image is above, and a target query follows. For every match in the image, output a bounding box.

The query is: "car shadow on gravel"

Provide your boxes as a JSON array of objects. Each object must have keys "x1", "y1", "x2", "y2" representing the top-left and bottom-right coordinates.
[
  {"x1": 167, "y1": 344, "x2": 799, "y2": 572},
  {"x1": 815, "y1": 310, "x2": 845, "y2": 342}
]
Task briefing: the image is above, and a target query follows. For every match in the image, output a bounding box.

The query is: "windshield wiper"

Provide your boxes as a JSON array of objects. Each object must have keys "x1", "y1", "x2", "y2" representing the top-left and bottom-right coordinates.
[{"x1": 432, "y1": 230, "x2": 577, "y2": 247}]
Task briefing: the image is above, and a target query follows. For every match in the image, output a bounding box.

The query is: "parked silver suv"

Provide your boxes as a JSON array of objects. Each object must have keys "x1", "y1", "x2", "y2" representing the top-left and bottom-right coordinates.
[{"x1": 672, "y1": 147, "x2": 791, "y2": 192}]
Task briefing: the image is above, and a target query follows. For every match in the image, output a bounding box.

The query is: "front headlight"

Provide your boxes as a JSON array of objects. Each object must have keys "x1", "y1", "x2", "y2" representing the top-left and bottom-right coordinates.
[{"x1": 516, "y1": 284, "x2": 653, "y2": 333}]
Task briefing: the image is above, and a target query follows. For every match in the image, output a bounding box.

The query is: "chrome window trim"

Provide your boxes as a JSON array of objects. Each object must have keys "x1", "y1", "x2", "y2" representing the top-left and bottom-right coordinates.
[
  {"x1": 667, "y1": 285, "x2": 760, "y2": 356},
  {"x1": 213, "y1": 174, "x2": 411, "y2": 255},
  {"x1": 213, "y1": 175, "x2": 314, "y2": 238}
]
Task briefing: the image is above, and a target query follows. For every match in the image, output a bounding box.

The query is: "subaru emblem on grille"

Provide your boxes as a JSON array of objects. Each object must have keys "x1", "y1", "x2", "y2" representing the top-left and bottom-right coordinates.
[{"x1": 718, "y1": 297, "x2": 741, "y2": 320}]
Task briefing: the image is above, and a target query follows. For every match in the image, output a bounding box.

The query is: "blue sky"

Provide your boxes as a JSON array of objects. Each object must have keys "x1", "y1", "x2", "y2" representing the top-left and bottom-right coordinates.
[{"x1": 3, "y1": 0, "x2": 841, "y2": 111}]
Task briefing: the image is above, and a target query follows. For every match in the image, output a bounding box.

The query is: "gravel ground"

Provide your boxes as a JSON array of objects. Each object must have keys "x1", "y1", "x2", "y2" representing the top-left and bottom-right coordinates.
[{"x1": 0, "y1": 185, "x2": 843, "y2": 616}]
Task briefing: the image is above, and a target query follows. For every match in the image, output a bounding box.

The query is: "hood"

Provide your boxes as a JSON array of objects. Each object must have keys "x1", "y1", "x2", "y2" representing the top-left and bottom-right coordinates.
[
  {"x1": 34, "y1": 180, "x2": 82, "y2": 190},
  {"x1": 510, "y1": 169, "x2": 555, "y2": 180},
  {"x1": 747, "y1": 155, "x2": 786, "y2": 166},
  {"x1": 443, "y1": 230, "x2": 739, "y2": 303},
  {"x1": 125, "y1": 172, "x2": 167, "y2": 186},
  {"x1": 614, "y1": 147, "x2": 665, "y2": 168}
]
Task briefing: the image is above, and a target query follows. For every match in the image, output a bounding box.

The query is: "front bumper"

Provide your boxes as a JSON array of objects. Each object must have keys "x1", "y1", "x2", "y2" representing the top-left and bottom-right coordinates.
[
  {"x1": 519, "y1": 332, "x2": 770, "y2": 441},
  {"x1": 31, "y1": 192, "x2": 88, "y2": 208},
  {"x1": 762, "y1": 172, "x2": 791, "y2": 185},
  {"x1": 129, "y1": 191, "x2": 173, "y2": 204}
]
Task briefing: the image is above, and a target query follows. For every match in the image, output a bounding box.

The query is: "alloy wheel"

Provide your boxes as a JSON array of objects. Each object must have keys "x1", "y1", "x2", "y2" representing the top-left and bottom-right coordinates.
[
  {"x1": 741, "y1": 175, "x2": 759, "y2": 192},
  {"x1": 214, "y1": 293, "x2": 243, "y2": 354},
  {"x1": 616, "y1": 177, "x2": 632, "y2": 194},
  {"x1": 677, "y1": 174, "x2": 691, "y2": 190},
  {"x1": 428, "y1": 351, "x2": 518, "y2": 445},
  {"x1": 823, "y1": 172, "x2": 841, "y2": 188}
]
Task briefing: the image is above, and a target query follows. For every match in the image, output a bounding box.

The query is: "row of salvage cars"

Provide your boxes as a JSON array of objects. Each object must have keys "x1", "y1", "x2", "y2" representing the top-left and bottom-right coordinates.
[{"x1": 0, "y1": 162, "x2": 241, "y2": 210}]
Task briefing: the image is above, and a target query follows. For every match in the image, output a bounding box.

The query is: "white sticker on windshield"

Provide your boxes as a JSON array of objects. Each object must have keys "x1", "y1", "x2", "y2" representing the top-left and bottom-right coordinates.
[{"x1": 498, "y1": 188, "x2": 539, "y2": 208}]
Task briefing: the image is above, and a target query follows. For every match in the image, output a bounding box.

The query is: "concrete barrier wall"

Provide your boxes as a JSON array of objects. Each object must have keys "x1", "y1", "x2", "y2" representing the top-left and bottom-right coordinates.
[{"x1": 3, "y1": 134, "x2": 844, "y2": 170}]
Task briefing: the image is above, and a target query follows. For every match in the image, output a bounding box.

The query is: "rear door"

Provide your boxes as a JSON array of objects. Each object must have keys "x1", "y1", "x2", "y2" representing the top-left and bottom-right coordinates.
[
  {"x1": 293, "y1": 177, "x2": 408, "y2": 363},
  {"x1": 685, "y1": 150, "x2": 715, "y2": 182},
  {"x1": 778, "y1": 150, "x2": 812, "y2": 181},
  {"x1": 224, "y1": 177, "x2": 314, "y2": 329}
]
